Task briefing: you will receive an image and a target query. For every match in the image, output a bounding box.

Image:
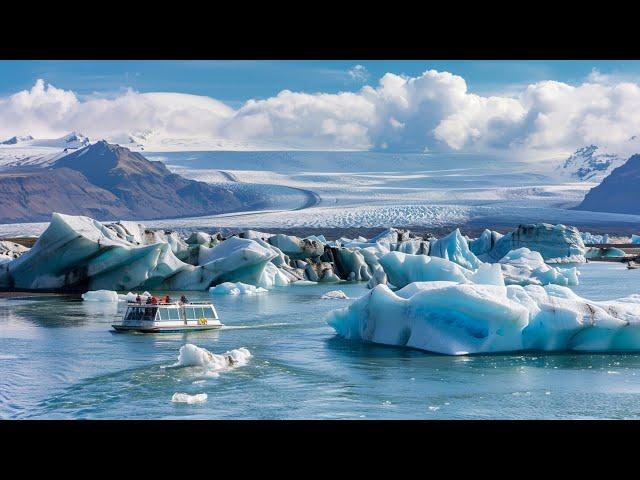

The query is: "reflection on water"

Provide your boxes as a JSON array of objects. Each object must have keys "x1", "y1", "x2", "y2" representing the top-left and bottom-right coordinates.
[{"x1": 1, "y1": 262, "x2": 640, "y2": 419}]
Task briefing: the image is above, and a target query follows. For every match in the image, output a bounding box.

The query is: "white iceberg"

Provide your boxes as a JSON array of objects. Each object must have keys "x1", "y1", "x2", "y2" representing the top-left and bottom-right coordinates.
[
  {"x1": 171, "y1": 393, "x2": 208, "y2": 404},
  {"x1": 81, "y1": 289, "x2": 120, "y2": 302},
  {"x1": 172, "y1": 344, "x2": 252, "y2": 372},
  {"x1": 378, "y1": 251, "x2": 503, "y2": 289},
  {"x1": 0, "y1": 240, "x2": 29, "y2": 261},
  {"x1": 1, "y1": 213, "x2": 292, "y2": 291},
  {"x1": 267, "y1": 233, "x2": 324, "y2": 260},
  {"x1": 327, "y1": 281, "x2": 640, "y2": 355},
  {"x1": 321, "y1": 290, "x2": 349, "y2": 300},
  {"x1": 499, "y1": 248, "x2": 579, "y2": 286},
  {"x1": 209, "y1": 282, "x2": 268, "y2": 295}
]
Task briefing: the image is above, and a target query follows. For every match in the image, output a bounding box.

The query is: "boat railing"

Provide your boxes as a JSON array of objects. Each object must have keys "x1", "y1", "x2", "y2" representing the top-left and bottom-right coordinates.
[{"x1": 125, "y1": 301, "x2": 214, "y2": 307}]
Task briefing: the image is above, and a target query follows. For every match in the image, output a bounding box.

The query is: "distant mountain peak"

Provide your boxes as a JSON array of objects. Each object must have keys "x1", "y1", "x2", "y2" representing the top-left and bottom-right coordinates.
[
  {"x1": 61, "y1": 132, "x2": 90, "y2": 148},
  {"x1": 1, "y1": 135, "x2": 34, "y2": 145},
  {"x1": 558, "y1": 144, "x2": 625, "y2": 182}
]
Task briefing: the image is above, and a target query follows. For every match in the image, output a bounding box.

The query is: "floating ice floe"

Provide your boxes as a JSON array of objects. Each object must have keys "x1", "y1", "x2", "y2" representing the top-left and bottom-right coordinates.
[
  {"x1": 321, "y1": 290, "x2": 349, "y2": 300},
  {"x1": 327, "y1": 280, "x2": 640, "y2": 355},
  {"x1": 171, "y1": 392, "x2": 208, "y2": 404},
  {"x1": 172, "y1": 344, "x2": 252, "y2": 373},
  {"x1": 81, "y1": 290, "x2": 120, "y2": 302},
  {"x1": 209, "y1": 282, "x2": 268, "y2": 295}
]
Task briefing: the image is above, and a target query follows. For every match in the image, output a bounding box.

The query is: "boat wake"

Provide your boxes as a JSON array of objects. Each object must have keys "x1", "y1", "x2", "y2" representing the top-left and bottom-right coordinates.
[{"x1": 221, "y1": 322, "x2": 289, "y2": 330}]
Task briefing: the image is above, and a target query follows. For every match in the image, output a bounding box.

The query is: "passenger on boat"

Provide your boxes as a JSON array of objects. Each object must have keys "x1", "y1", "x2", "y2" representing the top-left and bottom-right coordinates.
[
  {"x1": 146, "y1": 296, "x2": 152, "y2": 305},
  {"x1": 164, "y1": 295, "x2": 171, "y2": 304},
  {"x1": 180, "y1": 295, "x2": 188, "y2": 304},
  {"x1": 135, "y1": 294, "x2": 141, "y2": 304},
  {"x1": 151, "y1": 296, "x2": 158, "y2": 305}
]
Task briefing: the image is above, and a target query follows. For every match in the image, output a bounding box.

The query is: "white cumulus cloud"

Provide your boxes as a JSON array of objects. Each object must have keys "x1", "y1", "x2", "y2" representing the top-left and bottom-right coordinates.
[{"x1": 2, "y1": 69, "x2": 640, "y2": 158}]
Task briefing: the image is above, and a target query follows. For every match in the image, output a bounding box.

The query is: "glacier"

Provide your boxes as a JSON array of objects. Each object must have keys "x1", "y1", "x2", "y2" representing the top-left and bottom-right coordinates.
[{"x1": 327, "y1": 281, "x2": 640, "y2": 355}]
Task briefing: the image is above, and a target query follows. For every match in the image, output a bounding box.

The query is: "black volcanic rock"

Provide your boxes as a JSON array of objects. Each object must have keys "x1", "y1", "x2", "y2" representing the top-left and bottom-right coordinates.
[
  {"x1": 575, "y1": 154, "x2": 640, "y2": 215},
  {"x1": 0, "y1": 141, "x2": 262, "y2": 223}
]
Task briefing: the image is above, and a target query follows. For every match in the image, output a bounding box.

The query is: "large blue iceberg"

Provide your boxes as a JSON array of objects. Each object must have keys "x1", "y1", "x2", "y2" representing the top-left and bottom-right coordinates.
[{"x1": 327, "y1": 280, "x2": 640, "y2": 355}]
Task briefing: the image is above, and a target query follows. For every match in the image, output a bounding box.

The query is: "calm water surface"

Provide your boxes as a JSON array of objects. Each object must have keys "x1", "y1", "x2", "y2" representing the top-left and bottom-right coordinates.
[{"x1": 2, "y1": 262, "x2": 640, "y2": 419}]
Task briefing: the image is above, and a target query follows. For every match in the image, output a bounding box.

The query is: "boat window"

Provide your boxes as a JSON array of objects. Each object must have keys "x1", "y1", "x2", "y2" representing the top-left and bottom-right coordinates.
[
  {"x1": 159, "y1": 308, "x2": 169, "y2": 321},
  {"x1": 185, "y1": 308, "x2": 196, "y2": 320},
  {"x1": 203, "y1": 306, "x2": 214, "y2": 319},
  {"x1": 168, "y1": 308, "x2": 180, "y2": 320},
  {"x1": 127, "y1": 307, "x2": 146, "y2": 320},
  {"x1": 144, "y1": 307, "x2": 157, "y2": 320},
  {"x1": 193, "y1": 307, "x2": 204, "y2": 319}
]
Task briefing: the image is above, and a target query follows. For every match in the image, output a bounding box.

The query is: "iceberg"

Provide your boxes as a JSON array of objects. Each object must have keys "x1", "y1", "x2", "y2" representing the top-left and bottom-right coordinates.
[
  {"x1": 581, "y1": 232, "x2": 609, "y2": 244},
  {"x1": 321, "y1": 290, "x2": 349, "y2": 300},
  {"x1": 499, "y1": 248, "x2": 579, "y2": 287},
  {"x1": 0, "y1": 240, "x2": 29, "y2": 262},
  {"x1": 323, "y1": 247, "x2": 372, "y2": 282},
  {"x1": 171, "y1": 344, "x2": 252, "y2": 372},
  {"x1": 586, "y1": 247, "x2": 626, "y2": 259},
  {"x1": 81, "y1": 290, "x2": 120, "y2": 302},
  {"x1": 486, "y1": 223, "x2": 586, "y2": 263},
  {"x1": 428, "y1": 228, "x2": 481, "y2": 270},
  {"x1": 268, "y1": 234, "x2": 325, "y2": 260},
  {"x1": 469, "y1": 229, "x2": 503, "y2": 257},
  {"x1": 327, "y1": 281, "x2": 640, "y2": 355},
  {"x1": 171, "y1": 392, "x2": 208, "y2": 404},
  {"x1": 378, "y1": 251, "x2": 503, "y2": 289},
  {"x1": 209, "y1": 282, "x2": 268, "y2": 295},
  {"x1": 0, "y1": 213, "x2": 292, "y2": 292}
]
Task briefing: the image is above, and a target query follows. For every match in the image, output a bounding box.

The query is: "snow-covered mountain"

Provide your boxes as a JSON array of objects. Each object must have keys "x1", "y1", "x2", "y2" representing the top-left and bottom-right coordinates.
[
  {"x1": 0, "y1": 132, "x2": 92, "y2": 169},
  {"x1": 31, "y1": 132, "x2": 91, "y2": 149},
  {"x1": 557, "y1": 145, "x2": 626, "y2": 182},
  {"x1": 1, "y1": 135, "x2": 34, "y2": 145}
]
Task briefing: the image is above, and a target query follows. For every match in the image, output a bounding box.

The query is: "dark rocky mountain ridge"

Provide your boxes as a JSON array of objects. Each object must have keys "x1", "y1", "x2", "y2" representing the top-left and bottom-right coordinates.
[
  {"x1": 0, "y1": 140, "x2": 263, "y2": 223},
  {"x1": 575, "y1": 154, "x2": 640, "y2": 215}
]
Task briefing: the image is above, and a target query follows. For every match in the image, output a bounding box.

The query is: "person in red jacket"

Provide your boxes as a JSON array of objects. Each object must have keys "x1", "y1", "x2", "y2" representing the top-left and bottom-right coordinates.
[{"x1": 151, "y1": 296, "x2": 158, "y2": 305}]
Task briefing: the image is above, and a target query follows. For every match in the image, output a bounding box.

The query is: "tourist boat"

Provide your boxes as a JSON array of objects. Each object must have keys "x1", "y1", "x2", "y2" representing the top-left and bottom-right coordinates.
[{"x1": 112, "y1": 301, "x2": 223, "y2": 333}]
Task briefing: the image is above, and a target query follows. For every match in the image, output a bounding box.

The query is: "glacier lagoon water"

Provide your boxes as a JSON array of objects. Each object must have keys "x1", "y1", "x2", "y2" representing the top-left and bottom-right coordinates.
[{"x1": 2, "y1": 261, "x2": 640, "y2": 419}]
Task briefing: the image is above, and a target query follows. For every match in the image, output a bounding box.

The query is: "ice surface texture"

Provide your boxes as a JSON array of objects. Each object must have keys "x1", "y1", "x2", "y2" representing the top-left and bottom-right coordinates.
[
  {"x1": 0, "y1": 213, "x2": 290, "y2": 291},
  {"x1": 327, "y1": 281, "x2": 640, "y2": 355}
]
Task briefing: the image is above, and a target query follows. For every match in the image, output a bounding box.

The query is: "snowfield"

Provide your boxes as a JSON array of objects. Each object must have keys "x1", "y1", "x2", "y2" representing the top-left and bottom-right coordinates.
[{"x1": 1, "y1": 150, "x2": 639, "y2": 237}]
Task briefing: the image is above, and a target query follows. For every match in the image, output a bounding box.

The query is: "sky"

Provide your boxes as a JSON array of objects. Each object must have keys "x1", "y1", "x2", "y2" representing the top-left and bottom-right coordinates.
[{"x1": 2, "y1": 60, "x2": 640, "y2": 158}]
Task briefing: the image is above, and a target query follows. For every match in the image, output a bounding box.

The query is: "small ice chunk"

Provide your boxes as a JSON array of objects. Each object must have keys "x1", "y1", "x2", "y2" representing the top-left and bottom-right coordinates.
[
  {"x1": 81, "y1": 290, "x2": 119, "y2": 302},
  {"x1": 209, "y1": 282, "x2": 268, "y2": 295},
  {"x1": 321, "y1": 290, "x2": 349, "y2": 300},
  {"x1": 171, "y1": 392, "x2": 208, "y2": 404},
  {"x1": 171, "y1": 344, "x2": 252, "y2": 373}
]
